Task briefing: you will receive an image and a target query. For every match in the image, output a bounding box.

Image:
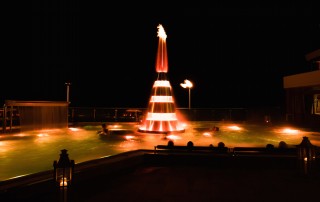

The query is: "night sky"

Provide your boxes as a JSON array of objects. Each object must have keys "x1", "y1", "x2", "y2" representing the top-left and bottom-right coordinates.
[{"x1": 3, "y1": 3, "x2": 320, "y2": 109}]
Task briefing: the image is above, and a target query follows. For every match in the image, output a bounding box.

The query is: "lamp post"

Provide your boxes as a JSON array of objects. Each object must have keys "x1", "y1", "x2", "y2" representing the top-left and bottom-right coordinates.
[
  {"x1": 65, "y1": 82, "x2": 71, "y2": 128},
  {"x1": 65, "y1": 82, "x2": 71, "y2": 104},
  {"x1": 53, "y1": 149, "x2": 74, "y2": 188},
  {"x1": 53, "y1": 149, "x2": 75, "y2": 202},
  {"x1": 180, "y1": 79, "x2": 193, "y2": 109},
  {"x1": 297, "y1": 136, "x2": 316, "y2": 176}
]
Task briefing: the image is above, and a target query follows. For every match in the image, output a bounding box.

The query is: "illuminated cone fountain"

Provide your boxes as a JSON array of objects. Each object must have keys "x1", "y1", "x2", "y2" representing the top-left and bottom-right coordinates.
[{"x1": 139, "y1": 24, "x2": 185, "y2": 134}]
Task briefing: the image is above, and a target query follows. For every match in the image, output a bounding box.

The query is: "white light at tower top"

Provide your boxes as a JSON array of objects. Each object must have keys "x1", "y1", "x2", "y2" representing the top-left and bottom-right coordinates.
[{"x1": 157, "y1": 24, "x2": 167, "y2": 40}]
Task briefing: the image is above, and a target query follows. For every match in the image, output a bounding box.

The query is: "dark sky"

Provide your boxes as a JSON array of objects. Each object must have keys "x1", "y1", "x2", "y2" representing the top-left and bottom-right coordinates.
[{"x1": 3, "y1": 3, "x2": 320, "y2": 109}]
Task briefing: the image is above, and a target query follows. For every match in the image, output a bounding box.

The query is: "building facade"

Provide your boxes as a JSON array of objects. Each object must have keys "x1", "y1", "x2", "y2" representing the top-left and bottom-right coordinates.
[{"x1": 283, "y1": 49, "x2": 320, "y2": 128}]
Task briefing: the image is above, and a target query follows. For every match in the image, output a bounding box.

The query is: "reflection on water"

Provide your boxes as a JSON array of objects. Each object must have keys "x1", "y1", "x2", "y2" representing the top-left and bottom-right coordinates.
[{"x1": 0, "y1": 121, "x2": 319, "y2": 181}]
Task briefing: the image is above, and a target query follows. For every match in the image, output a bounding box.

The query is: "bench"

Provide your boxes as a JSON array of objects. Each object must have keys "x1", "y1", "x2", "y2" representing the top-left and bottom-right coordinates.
[{"x1": 154, "y1": 145, "x2": 229, "y2": 154}]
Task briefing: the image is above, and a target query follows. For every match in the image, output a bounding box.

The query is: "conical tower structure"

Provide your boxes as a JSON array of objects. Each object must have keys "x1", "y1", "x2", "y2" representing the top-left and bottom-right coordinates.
[{"x1": 139, "y1": 24, "x2": 185, "y2": 134}]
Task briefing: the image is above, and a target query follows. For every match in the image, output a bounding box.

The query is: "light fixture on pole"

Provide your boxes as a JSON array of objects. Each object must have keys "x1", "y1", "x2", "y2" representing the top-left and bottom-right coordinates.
[{"x1": 180, "y1": 79, "x2": 193, "y2": 109}]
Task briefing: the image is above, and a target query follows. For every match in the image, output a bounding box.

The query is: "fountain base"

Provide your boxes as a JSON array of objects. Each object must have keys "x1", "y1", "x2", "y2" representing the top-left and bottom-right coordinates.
[{"x1": 138, "y1": 128, "x2": 185, "y2": 134}]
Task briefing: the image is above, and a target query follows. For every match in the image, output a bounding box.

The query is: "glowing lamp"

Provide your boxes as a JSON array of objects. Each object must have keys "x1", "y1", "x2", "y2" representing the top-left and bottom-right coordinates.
[
  {"x1": 297, "y1": 136, "x2": 316, "y2": 175},
  {"x1": 298, "y1": 136, "x2": 316, "y2": 161},
  {"x1": 53, "y1": 149, "x2": 75, "y2": 188}
]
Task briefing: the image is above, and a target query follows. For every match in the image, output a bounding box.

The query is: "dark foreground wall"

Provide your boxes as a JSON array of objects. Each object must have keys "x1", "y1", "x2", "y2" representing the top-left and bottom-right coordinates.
[{"x1": 1, "y1": 150, "x2": 319, "y2": 202}]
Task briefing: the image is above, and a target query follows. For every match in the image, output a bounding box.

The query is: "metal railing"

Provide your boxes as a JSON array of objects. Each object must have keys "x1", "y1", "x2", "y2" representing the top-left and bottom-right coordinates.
[
  {"x1": 66, "y1": 107, "x2": 251, "y2": 123},
  {"x1": 1, "y1": 106, "x2": 285, "y2": 133}
]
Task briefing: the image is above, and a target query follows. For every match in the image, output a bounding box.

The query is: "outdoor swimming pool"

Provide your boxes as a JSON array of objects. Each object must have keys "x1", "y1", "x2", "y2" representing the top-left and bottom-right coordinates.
[{"x1": 0, "y1": 121, "x2": 319, "y2": 181}]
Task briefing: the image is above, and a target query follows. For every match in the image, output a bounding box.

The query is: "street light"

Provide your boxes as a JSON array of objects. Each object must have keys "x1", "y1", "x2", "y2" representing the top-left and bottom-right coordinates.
[{"x1": 180, "y1": 79, "x2": 193, "y2": 109}]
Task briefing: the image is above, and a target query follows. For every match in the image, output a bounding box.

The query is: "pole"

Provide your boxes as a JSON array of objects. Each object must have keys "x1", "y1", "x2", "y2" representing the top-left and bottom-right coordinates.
[
  {"x1": 188, "y1": 88, "x2": 191, "y2": 109},
  {"x1": 180, "y1": 79, "x2": 193, "y2": 109},
  {"x1": 65, "y1": 82, "x2": 71, "y2": 104},
  {"x1": 66, "y1": 85, "x2": 70, "y2": 103},
  {"x1": 2, "y1": 104, "x2": 6, "y2": 133},
  {"x1": 65, "y1": 82, "x2": 71, "y2": 129}
]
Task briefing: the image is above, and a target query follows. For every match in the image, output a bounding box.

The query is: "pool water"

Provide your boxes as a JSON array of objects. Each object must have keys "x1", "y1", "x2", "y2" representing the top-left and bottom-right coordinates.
[{"x1": 0, "y1": 121, "x2": 319, "y2": 181}]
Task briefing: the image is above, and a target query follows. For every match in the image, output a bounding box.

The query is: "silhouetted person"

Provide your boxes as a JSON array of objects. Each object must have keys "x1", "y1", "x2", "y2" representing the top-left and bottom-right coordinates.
[
  {"x1": 98, "y1": 123, "x2": 109, "y2": 135},
  {"x1": 212, "y1": 126, "x2": 219, "y2": 131}
]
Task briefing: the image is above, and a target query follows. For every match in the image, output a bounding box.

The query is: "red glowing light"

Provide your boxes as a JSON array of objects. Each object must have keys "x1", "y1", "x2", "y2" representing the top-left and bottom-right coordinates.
[
  {"x1": 139, "y1": 24, "x2": 185, "y2": 134},
  {"x1": 155, "y1": 24, "x2": 168, "y2": 73}
]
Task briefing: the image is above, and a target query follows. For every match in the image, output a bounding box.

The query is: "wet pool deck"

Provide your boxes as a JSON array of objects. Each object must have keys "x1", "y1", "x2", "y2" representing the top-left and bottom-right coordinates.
[{"x1": 1, "y1": 149, "x2": 320, "y2": 202}]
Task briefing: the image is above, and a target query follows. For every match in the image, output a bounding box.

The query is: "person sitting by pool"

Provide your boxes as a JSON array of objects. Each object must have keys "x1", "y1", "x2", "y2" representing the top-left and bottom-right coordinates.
[
  {"x1": 211, "y1": 126, "x2": 219, "y2": 131},
  {"x1": 98, "y1": 123, "x2": 109, "y2": 135}
]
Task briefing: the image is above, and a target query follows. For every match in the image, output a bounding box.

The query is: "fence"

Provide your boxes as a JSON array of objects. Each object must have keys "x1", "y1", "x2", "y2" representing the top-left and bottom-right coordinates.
[{"x1": 1, "y1": 106, "x2": 284, "y2": 132}]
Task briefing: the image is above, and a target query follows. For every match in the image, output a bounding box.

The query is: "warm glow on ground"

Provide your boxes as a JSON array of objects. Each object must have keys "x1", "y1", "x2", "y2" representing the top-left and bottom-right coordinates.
[
  {"x1": 13, "y1": 133, "x2": 28, "y2": 137},
  {"x1": 281, "y1": 128, "x2": 300, "y2": 134},
  {"x1": 125, "y1": 135, "x2": 135, "y2": 140},
  {"x1": 274, "y1": 127, "x2": 300, "y2": 135},
  {"x1": 37, "y1": 133, "x2": 49, "y2": 137},
  {"x1": 226, "y1": 125, "x2": 242, "y2": 131},
  {"x1": 203, "y1": 132, "x2": 212, "y2": 137},
  {"x1": 166, "y1": 134, "x2": 182, "y2": 140},
  {"x1": 69, "y1": 127, "x2": 80, "y2": 132}
]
